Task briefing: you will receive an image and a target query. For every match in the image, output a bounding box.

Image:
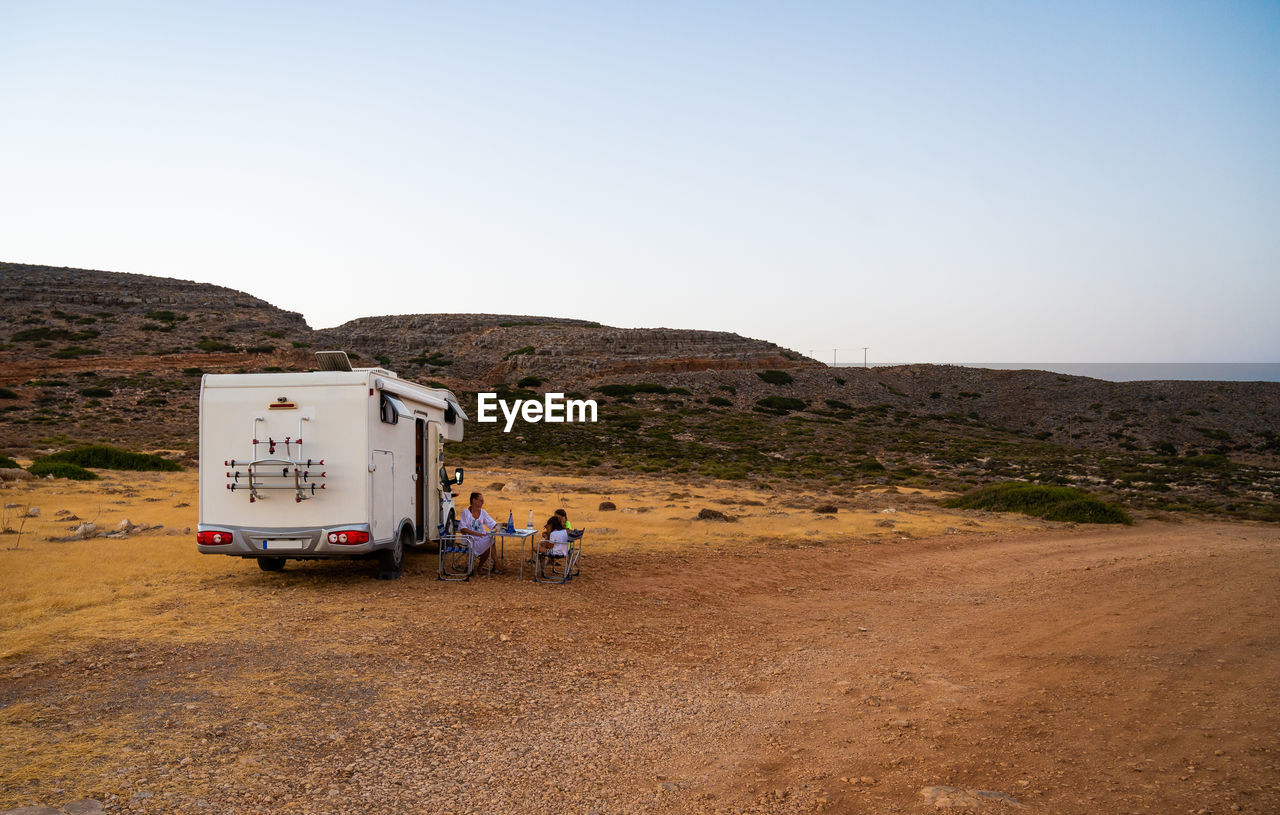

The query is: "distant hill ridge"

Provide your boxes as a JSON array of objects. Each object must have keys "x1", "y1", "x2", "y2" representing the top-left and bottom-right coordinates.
[
  {"x1": 2, "y1": 261, "x2": 297, "y2": 314},
  {"x1": 2, "y1": 262, "x2": 1278, "y2": 522},
  {"x1": 1, "y1": 262, "x2": 810, "y2": 382}
]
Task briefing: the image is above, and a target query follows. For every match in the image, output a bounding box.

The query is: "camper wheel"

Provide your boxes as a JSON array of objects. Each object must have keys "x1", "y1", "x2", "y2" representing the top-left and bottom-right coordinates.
[
  {"x1": 258, "y1": 557, "x2": 286, "y2": 572},
  {"x1": 377, "y1": 527, "x2": 408, "y2": 578}
]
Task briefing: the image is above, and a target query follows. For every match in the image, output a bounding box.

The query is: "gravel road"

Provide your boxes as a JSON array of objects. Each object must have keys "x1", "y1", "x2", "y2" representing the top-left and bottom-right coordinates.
[{"x1": 3, "y1": 520, "x2": 1279, "y2": 814}]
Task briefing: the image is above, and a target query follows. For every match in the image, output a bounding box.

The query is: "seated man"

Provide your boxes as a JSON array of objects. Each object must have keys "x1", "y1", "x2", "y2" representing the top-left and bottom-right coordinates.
[{"x1": 459, "y1": 492, "x2": 504, "y2": 574}]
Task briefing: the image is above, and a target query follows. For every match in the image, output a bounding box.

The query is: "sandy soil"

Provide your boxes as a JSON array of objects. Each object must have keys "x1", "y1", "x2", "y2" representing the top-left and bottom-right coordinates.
[{"x1": 1, "y1": 470, "x2": 1278, "y2": 814}]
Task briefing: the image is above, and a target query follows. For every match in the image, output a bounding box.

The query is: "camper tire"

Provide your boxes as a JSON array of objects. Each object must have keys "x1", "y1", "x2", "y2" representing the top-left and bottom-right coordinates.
[
  {"x1": 377, "y1": 528, "x2": 408, "y2": 579},
  {"x1": 258, "y1": 557, "x2": 286, "y2": 572}
]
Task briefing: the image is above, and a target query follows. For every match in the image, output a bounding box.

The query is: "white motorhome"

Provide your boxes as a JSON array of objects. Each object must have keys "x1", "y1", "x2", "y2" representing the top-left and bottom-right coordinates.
[{"x1": 196, "y1": 352, "x2": 467, "y2": 577}]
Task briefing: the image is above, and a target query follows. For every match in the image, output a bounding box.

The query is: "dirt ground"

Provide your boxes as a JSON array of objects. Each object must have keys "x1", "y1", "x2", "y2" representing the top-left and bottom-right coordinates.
[{"x1": 1, "y1": 470, "x2": 1278, "y2": 814}]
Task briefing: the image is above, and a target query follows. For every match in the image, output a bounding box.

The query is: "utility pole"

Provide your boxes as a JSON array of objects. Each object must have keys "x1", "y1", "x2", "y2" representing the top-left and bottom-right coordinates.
[
  {"x1": 833, "y1": 349, "x2": 838, "y2": 366},
  {"x1": 862, "y1": 347, "x2": 869, "y2": 368}
]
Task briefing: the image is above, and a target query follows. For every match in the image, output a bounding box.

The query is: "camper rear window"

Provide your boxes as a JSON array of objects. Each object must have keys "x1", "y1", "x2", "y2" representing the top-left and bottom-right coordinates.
[{"x1": 380, "y1": 393, "x2": 411, "y2": 425}]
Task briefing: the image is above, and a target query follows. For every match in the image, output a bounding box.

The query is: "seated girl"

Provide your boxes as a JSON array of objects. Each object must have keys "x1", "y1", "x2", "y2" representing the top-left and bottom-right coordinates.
[{"x1": 539, "y1": 514, "x2": 571, "y2": 557}]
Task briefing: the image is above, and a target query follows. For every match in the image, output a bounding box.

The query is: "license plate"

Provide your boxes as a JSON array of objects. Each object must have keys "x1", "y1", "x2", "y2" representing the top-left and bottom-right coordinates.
[{"x1": 262, "y1": 539, "x2": 303, "y2": 550}]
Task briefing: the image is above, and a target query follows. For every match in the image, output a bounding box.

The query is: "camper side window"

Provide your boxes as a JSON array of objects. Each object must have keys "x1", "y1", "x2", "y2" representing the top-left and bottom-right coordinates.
[{"x1": 380, "y1": 393, "x2": 410, "y2": 425}]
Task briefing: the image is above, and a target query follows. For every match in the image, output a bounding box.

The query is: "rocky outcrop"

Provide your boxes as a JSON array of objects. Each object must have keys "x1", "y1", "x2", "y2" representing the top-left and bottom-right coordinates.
[
  {"x1": 314, "y1": 314, "x2": 816, "y2": 382},
  {"x1": 0, "y1": 262, "x2": 310, "y2": 365},
  {"x1": 1, "y1": 262, "x2": 299, "y2": 314}
]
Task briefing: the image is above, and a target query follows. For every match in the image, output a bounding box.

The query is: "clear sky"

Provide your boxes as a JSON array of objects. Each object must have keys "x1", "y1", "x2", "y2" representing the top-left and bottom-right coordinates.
[{"x1": 2, "y1": 1, "x2": 1277, "y2": 363}]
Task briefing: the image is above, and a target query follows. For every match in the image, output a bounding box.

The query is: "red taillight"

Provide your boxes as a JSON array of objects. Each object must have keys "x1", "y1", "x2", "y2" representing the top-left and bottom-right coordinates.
[
  {"x1": 327, "y1": 530, "x2": 370, "y2": 545},
  {"x1": 197, "y1": 531, "x2": 233, "y2": 545}
]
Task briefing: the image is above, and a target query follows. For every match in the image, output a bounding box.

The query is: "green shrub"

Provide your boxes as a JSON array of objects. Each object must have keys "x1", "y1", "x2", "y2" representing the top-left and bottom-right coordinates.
[
  {"x1": 182, "y1": 367, "x2": 204, "y2": 377},
  {"x1": 409, "y1": 351, "x2": 453, "y2": 366},
  {"x1": 707, "y1": 396, "x2": 733, "y2": 407},
  {"x1": 754, "y1": 396, "x2": 806, "y2": 414},
  {"x1": 597, "y1": 383, "x2": 674, "y2": 398},
  {"x1": 37, "y1": 444, "x2": 182, "y2": 472},
  {"x1": 825, "y1": 399, "x2": 853, "y2": 411},
  {"x1": 265, "y1": 330, "x2": 285, "y2": 338},
  {"x1": 291, "y1": 341, "x2": 311, "y2": 348},
  {"x1": 1041, "y1": 499, "x2": 1132, "y2": 524},
  {"x1": 27, "y1": 461, "x2": 98, "y2": 480},
  {"x1": 490, "y1": 386, "x2": 537, "y2": 401},
  {"x1": 1194, "y1": 426, "x2": 1231, "y2": 442},
  {"x1": 944, "y1": 482, "x2": 1131, "y2": 524},
  {"x1": 197, "y1": 339, "x2": 236, "y2": 352},
  {"x1": 146, "y1": 310, "x2": 185, "y2": 323},
  {"x1": 1184, "y1": 453, "x2": 1231, "y2": 469},
  {"x1": 12, "y1": 327, "x2": 70, "y2": 342},
  {"x1": 856, "y1": 456, "x2": 886, "y2": 473},
  {"x1": 503, "y1": 346, "x2": 535, "y2": 359},
  {"x1": 0, "y1": 455, "x2": 20, "y2": 469},
  {"x1": 517, "y1": 376, "x2": 544, "y2": 388},
  {"x1": 632, "y1": 383, "x2": 671, "y2": 394},
  {"x1": 51, "y1": 346, "x2": 100, "y2": 358},
  {"x1": 0, "y1": 387, "x2": 18, "y2": 399},
  {"x1": 756, "y1": 370, "x2": 794, "y2": 386},
  {"x1": 79, "y1": 387, "x2": 113, "y2": 398}
]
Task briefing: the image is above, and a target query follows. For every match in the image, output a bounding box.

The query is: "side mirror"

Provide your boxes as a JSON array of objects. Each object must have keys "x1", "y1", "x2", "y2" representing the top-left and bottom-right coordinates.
[{"x1": 453, "y1": 467, "x2": 464, "y2": 486}]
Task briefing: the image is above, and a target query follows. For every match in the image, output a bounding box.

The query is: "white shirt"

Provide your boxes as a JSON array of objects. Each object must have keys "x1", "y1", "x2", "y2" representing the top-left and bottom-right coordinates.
[
  {"x1": 549, "y1": 528, "x2": 570, "y2": 557},
  {"x1": 459, "y1": 507, "x2": 495, "y2": 555}
]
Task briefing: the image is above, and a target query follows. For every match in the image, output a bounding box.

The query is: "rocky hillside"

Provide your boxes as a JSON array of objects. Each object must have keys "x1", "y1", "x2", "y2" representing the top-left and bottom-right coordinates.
[
  {"x1": 1, "y1": 262, "x2": 1277, "y2": 520},
  {"x1": 0, "y1": 263, "x2": 815, "y2": 450},
  {"x1": 314, "y1": 314, "x2": 814, "y2": 385}
]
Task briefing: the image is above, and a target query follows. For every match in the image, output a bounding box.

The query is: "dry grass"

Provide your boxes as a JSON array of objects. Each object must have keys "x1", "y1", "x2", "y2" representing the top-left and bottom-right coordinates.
[
  {"x1": 0, "y1": 468, "x2": 1036, "y2": 662},
  {"x1": 0, "y1": 466, "x2": 1041, "y2": 806}
]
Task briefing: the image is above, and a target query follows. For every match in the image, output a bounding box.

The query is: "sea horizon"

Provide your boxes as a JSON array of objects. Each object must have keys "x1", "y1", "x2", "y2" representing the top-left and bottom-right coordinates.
[{"x1": 829, "y1": 362, "x2": 1280, "y2": 383}]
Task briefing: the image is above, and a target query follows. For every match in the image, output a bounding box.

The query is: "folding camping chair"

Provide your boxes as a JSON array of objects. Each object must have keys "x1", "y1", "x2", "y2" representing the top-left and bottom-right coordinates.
[
  {"x1": 438, "y1": 533, "x2": 475, "y2": 581},
  {"x1": 569, "y1": 529, "x2": 585, "y2": 577},
  {"x1": 533, "y1": 532, "x2": 582, "y2": 584}
]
